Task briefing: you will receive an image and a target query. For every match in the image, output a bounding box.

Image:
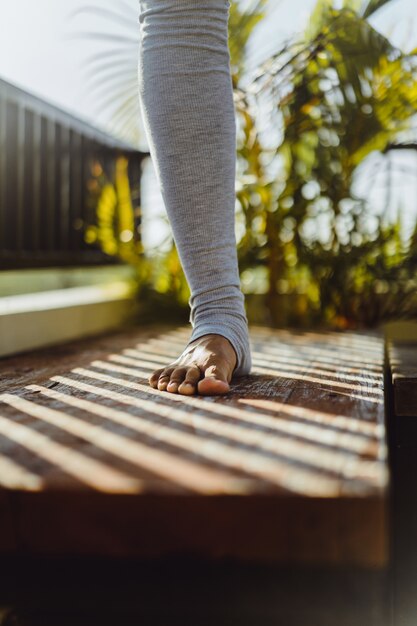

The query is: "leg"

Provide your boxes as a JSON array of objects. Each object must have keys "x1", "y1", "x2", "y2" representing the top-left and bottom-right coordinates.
[{"x1": 138, "y1": 0, "x2": 251, "y2": 394}]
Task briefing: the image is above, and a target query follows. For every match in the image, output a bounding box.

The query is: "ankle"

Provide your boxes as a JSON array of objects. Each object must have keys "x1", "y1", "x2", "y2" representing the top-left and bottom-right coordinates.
[{"x1": 187, "y1": 323, "x2": 252, "y2": 377}]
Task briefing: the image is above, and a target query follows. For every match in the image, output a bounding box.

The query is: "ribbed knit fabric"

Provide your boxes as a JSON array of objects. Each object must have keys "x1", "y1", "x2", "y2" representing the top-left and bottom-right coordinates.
[{"x1": 137, "y1": 0, "x2": 252, "y2": 376}]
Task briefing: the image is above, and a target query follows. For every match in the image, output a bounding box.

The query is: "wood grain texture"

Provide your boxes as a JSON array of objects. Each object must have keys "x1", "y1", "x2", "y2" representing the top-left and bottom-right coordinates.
[
  {"x1": 388, "y1": 340, "x2": 417, "y2": 417},
  {"x1": 0, "y1": 325, "x2": 388, "y2": 566}
]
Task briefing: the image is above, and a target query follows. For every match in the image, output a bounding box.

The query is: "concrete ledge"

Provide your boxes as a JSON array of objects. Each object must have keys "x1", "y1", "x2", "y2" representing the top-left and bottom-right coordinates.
[
  {"x1": 0, "y1": 266, "x2": 135, "y2": 297},
  {"x1": 0, "y1": 267, "x2": 137, "y2": 358}
]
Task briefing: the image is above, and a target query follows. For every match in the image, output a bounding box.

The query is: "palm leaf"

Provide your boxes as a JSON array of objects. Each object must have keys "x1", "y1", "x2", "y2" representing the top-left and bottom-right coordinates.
[{"x1": 361, "y1": 0, "x2": 399, "y2": 18}]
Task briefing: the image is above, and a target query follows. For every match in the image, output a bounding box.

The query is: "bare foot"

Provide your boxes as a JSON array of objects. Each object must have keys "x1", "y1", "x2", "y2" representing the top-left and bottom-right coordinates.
[{"x1": 148, "y1": 333, "x2": 237, "y2": 396}]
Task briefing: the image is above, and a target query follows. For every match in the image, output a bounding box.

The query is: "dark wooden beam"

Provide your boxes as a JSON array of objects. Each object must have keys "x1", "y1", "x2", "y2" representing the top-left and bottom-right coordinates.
[{"x1": 387, "y1": 341, "x2": 417, "y2": 418}]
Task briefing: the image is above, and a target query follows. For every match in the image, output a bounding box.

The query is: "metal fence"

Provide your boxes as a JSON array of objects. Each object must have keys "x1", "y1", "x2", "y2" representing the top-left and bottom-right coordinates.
[{"x1": 0, "y1": 77, "x2": 148, "y2": 269}]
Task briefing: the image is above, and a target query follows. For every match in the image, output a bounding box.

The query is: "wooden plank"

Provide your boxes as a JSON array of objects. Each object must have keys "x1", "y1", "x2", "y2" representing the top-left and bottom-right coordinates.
[
  {"x1": 388, "y1": 341, "x2": 417, "y2": 417},
  {"x1": 0, "y1": 325, "x2": 388, "y2": 566}
]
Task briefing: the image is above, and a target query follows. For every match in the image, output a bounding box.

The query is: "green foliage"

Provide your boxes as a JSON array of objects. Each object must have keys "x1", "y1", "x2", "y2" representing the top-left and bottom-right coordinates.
[
  {"x1": 84, "y1": 156, "x2": 153, "y2": 288},
  {"x1": 235, "y1": 0, "x2": 417, "y2": 327},
  {"x1": 80, "y1": 0, "x2": 417, "y2": 328},
  {"x1": 228, "y1": 0, "x2": 268, "y2": 77},
  {"x1": 361, "y1": 0, "x2": 399, "y2": 18}
]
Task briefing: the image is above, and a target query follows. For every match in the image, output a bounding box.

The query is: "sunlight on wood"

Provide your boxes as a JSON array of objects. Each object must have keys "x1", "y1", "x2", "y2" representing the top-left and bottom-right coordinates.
[
  {"x1": 0, "y1": 397, "x2": 143, "y2": 493},
  {"x1": 26, "y1": 384, "x2": 254, "y2": 495},
  {"x1": 91, "y1": 354, "x2": 383, "y2": 439},
  {"x1": 250, "y1": 364, "x2": 384, "y2": 395},
  {"x1": 258, "y1": 344, "x2": 383, "y2": 369},
  {"x1": 250, "y1": 353, "x2": 382, "y2": 383},
  {"x1": 43, "y1": 375, "x2": 345, "y2": 496},
  {"x1": 0, "y1": 452, "x2": 42, "y2": 491},
  {"x1": 109, "y1": 353, "x2": 164, "y2": 370},
  {"x1": 0, "y1": 326, "x2": 389, "y2": 565}
]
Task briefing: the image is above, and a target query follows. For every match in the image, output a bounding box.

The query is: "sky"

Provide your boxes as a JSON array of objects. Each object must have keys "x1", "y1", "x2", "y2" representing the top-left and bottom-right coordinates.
[{"x1": 1, "y1": 0, "x2": 416, "y2": 250}]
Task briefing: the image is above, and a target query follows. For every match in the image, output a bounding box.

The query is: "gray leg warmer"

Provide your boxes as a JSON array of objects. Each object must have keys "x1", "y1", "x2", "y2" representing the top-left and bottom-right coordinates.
[{"x1": 137, "y1": 0, "x2": 252, "y2": 376}]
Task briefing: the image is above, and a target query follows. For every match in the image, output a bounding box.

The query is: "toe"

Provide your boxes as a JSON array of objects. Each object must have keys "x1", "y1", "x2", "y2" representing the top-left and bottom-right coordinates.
[
  {"x1": 166, "y1": 367, "x2": 187, "y2": 394},
  {"x1": 178, "y1": 366, "x2": 201, "y2": 396},
  {"x1": 157, "y1": 367, "x2": 175, "y2": 391},
  {"x1": 197, "y1": 364, "x2": 231, "y2": 396},
  {"x1": 198, "y1": 376, "x2": 230, "y2": 395},
  {"x1": 149, "y1": 368, "x2": 164, "y2": 388}
]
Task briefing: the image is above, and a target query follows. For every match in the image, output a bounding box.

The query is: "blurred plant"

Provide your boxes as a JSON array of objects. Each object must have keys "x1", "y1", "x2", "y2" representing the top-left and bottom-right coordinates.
[
  {"x1": 238, "y1": 0, "x2": 417, "y2": 326},
  {"x1": 86, "y1": 157, "x2": 136, "y2": 258},
  {"x1": 73, "y1": 0, "x2": 417, "y2": 328},
  {"x1": 69, "y1": 2, "x2": 142, "y2": 145},
  {"x1": 84, "y1": 154, "x2": 153, "y2": 286}
]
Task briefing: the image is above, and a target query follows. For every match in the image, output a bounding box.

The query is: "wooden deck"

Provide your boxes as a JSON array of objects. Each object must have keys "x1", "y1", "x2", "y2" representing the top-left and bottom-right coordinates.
[{"x1": 0, "y1": 325, "x2": 388, "y2": 567}]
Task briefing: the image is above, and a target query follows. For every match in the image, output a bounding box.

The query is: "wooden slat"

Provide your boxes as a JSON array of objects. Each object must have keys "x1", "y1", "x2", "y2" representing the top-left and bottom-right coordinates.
[
  {"x1": 0, "y1": 325, "x2": 388, "y2": 566},
  {"x1": 388, "y1": 341, "x2": 417, "y2": 417}
]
